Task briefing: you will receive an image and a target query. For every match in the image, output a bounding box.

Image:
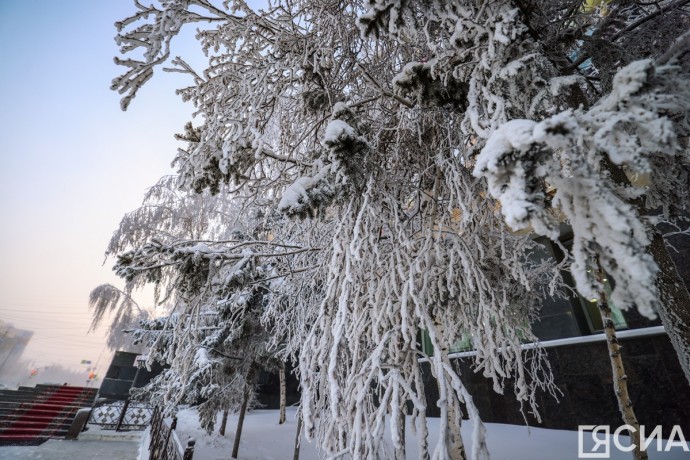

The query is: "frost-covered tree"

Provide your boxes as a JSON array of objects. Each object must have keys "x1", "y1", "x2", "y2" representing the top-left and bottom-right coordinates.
[
  {"x1": 108, "y1": 1, "x2": 690, "y2": 459},
  {"x1": 468, "y1": 1, "x2": 690, "y2": 383},
  {"x1": 122, "y1": 239, "x2": 277, "y2": 436},
  {"x1": 115, "y1": 212, "x2": 325, "y2": 458},
  {"x1": 89, "y1": 174, "x2": 242, "y2": 346},
  {"x1": 91, "y1": 172, "x2": 290, "y2": 435},
  {"x1": 88, "y1": 283, "x2": 151, "y2": 352},
  {"x1": 511, "y1": 0, "x2": 690, "y2": 382}
]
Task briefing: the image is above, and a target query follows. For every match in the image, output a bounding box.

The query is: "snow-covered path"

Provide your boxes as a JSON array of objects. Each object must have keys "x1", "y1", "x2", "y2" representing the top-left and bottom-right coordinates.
[
  {"x1": 0, "y1": 425, "x2": 144, "y2": 460},
  {"x1": 0, "y1": 438, "x2": 141, "y2": 459}
]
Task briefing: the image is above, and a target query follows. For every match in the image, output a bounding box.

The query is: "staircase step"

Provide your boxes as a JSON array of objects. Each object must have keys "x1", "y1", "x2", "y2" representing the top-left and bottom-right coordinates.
[
  {"x1": 1, "y1": 427, "x2": 69, "y2": 435},
  {"x1": 0, "y1": 384, "x2": 99, "y2": 445},
  {"x1": 8, "y1": 419, "x2": 72, "y2": 428},
  {"x1": 0, "y1": 402, "x2": 87, "y2": 412}
]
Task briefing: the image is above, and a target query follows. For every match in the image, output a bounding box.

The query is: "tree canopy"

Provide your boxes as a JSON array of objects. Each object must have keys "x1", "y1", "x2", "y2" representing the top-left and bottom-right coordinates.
[{"x1": 99, "y1": 1, "x2": 690, "y2": 459}]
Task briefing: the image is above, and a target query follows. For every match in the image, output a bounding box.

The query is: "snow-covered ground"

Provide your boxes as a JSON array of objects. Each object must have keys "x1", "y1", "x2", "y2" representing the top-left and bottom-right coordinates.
[
  {"x1": 0, "y1": 407, "x2": 686, "y2": 459},
  {"x1": 169, "y1": 407, "x2": 688, "y2": 459},
  {"x1": 0, "y1": 437, "x2": 142, "y2": 460}
]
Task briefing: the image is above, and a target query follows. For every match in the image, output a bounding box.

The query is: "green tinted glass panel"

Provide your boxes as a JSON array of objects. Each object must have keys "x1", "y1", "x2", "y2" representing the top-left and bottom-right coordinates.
[{"x1": 581, "y1": 278, "x2": 627, "y2": 331}]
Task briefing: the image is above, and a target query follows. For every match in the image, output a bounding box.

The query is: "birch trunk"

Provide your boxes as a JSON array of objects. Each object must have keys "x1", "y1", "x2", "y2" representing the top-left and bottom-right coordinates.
[
  {"x1": 597, "y1": 264, "x2": 648, "y2": 460},
  {"x1": 394, "y1": 404, "x2": 406, "y2": 460},
  {"x1": 432, "y1": 315, "x2": 466, "y2": 460},
  {"x1": 429, "y1": 164, "x2": 466, "y2": 460},
  {"x1": 279, "y1": 361, "x2": 287, "y2": 425},
  {"x1": 447, "y1": 402, "x2": 466, "y2": 460}
]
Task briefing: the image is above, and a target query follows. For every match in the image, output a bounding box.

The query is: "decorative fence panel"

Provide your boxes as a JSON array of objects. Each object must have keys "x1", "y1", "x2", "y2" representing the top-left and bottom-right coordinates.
[
  {"x1": 88, "y1": 399, "x2": 153, "y2": 431},
  {"x1": 148, "y1": 406, "x2": 195, "y2": 460}
]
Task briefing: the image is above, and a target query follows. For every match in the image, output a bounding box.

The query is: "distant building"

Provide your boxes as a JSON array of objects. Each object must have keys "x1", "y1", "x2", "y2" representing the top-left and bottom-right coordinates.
[{"x1": 0, "y1": 320, "x2": 33, "y2": 376}]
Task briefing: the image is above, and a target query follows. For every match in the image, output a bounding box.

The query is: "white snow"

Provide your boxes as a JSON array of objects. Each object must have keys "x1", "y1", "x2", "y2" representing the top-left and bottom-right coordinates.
[
  {"x1": 0, "y1": 430, "x2": 143, "y2": 460},
  {"x1": 278, "y1": 176, "x2": 316, "y2": 212},
  {"x1": 166, "y1": 407, "x2": 687, "y2": 459},
  {"x1": 194, "y1": 347, "x2": 210, "y2": 367},
  {"x1": 609, "y1": 59, "x2": 654, "y2": 102},
  {"x1": 323, "y1": 119, "x2": 356, "y2": 145},
  {"x1": 277, "y1": 165, "x2": 332, "y2": 214},
  {"x1": 0, "y1": 406, "x2": 686, "y2": 458},
  {"x1": 549, "y1": 75, "x2": 585, "y2": 97},
  {"x1": 474, "y1": 119, "x2": 537, "y2": 173}
]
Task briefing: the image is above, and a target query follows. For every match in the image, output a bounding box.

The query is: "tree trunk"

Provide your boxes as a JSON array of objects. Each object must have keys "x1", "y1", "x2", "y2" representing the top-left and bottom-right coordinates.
[
  {"x1": 232, "y1": 364, "x2": 256, "y2": 458},
  {"x1": 394, "y1": 406, "x2": 406, "y2": 460},
  {"x1": 231, "y1": 391, "x2": 249, "y2": 459},
  {"x1": 447, "y1": 402, "x2": 466, "y2": 460},
  {"x1": 219, "y1": 408, "x2": 229, "y2": 436},
  {"x1": 293, "y1": 411, "x2": 303, "y2": 460},
  {"x1": 600, "y1": 155, "x2": 690, "y2": 385},
  {"x1": 279, "y1": 361, "x2": 287, "y2": 425},
  {"x1": 597, "y1": 264, "x2": 648, "y2": 460},
  {"x1": 648, "y1": 231, "x2": 690, "y2": 384},
  {"x1": 432, "y1": 316, "x2": 466, "y2": 460},
  {"x1": 607, "y1": 160, "x2": 690, "y2": 386}
]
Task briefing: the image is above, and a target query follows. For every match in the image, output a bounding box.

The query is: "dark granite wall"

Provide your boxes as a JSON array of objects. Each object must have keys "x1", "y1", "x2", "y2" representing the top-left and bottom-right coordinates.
[
  {"x1": 99, "y1": 351, "x2": 164, "y2": 400},
  {"x1": 421, "y1": 333, "x2": 690, "y2": 437}
]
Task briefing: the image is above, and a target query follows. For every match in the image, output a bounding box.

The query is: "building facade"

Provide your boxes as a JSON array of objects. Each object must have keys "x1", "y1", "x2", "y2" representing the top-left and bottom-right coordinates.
[
  {"x1": 420, "y1": 230, "x2": 690, "y2": 437},
  {"x1": 0, "y1": 321, "x2": 33, "y2": 379}
]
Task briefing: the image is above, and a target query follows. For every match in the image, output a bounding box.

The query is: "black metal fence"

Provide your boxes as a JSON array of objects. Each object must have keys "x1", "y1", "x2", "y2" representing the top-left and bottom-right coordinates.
[
  {"x1": 148, "y1": 406, "x2": 195, "y2": 460},
  {"x1": 88, "y1": 399, "x2": 153, "y2": 431}
]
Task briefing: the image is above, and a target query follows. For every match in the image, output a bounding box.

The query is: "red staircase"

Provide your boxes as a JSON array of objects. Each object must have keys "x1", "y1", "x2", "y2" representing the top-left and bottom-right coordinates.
[{"x1": 0, "y1": 384, "x2": 97, "y2": 445}]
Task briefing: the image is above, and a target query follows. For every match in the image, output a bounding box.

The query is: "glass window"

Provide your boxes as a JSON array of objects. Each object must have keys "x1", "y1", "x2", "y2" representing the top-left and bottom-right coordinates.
[
  {"x1": 527, "y1": 239, "x2": 584, "y2": 340},
  {"x1": 579, "y1": 276, "x2": 628, "y2": 332},
  {"x1": 555, "y1": 237, "x2": 659, "y2": 332},
  {"x1": 420, "y1": 330, "x2": 473, "y2": 357}
]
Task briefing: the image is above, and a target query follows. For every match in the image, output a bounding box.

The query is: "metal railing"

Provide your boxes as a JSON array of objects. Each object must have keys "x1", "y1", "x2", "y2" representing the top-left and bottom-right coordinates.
[
  {"x1": 148, "y1": 406, "x2": 195, "y2": 460},
  {"x1": 88, "y1": 399, "x2": 153, "y2": 431}
]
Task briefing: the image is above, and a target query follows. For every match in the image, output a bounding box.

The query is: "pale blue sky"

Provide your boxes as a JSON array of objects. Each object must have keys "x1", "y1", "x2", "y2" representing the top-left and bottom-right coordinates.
[{"x1": 0, "y1": 1, "x2": 203, "y2": 378}]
